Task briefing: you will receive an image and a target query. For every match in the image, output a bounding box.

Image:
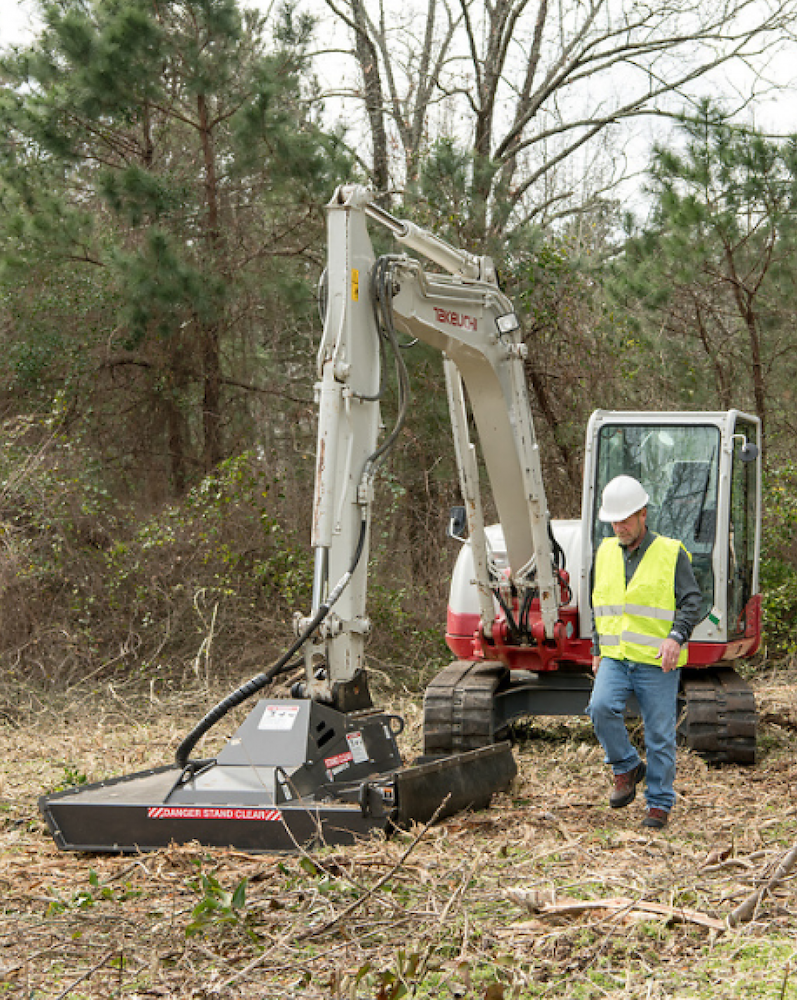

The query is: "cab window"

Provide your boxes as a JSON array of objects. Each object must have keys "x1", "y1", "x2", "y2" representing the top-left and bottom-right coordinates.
[{"x1": 594, "y1": 423, "x2": 720, "y2": 621}]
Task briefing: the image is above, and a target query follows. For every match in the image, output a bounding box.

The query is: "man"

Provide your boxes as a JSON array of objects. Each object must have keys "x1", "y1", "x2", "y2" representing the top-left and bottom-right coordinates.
[{"x1": 588, "y1": 474, "x2": 702, "y2": 830}]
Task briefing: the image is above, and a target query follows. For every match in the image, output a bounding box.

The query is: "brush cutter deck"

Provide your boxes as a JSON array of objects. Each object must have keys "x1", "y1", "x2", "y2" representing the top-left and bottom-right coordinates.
[{"x1": 39, "y1": 698, "x2": 516, "y2": 853}]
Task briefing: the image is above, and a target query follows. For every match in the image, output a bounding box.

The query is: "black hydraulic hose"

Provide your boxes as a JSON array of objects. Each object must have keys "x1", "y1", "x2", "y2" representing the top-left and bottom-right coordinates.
[
  {"x1": 548, "y1": 521, "x2": 566, "y2": 572},
  {"x1": 494, "y1": 587, "x2": 523, "y2": 644},
  {"x1": 174, "y1": 516, "x2": 369, "y2": 770},
  {"x1": 369, "y1": 255, "x2": 411, "y2": 460},
  {"x1": 519, "y1": 589, "x2": 535, "y2": 639}
]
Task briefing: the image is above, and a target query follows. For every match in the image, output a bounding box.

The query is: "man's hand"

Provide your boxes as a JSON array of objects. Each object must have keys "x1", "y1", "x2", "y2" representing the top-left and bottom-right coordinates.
[
  {"x1": 592, "y1": 655, "x2": 601, "y2": 676},
  {"x1": 657, "y1": 637, "x2": 681, "y2": 672}
]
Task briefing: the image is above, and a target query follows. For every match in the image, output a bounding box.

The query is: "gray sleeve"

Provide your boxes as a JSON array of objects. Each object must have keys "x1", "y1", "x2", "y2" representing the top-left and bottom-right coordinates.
[
  {"x1": 589, "y1": 561, "x2": 600, "y2": 655},
  {"x1": 670, "y1": 548, "x2": 703, "y2": 644}
]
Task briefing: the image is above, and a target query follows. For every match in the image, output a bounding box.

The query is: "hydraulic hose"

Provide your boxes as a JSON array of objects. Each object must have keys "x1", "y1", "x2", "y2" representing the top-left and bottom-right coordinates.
[{"x1": 548, "y1": 521, "x2": 566, "y2": 572}]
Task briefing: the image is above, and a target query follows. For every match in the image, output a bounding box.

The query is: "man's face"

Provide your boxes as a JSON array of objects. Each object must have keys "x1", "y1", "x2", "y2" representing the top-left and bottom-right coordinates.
[{"x1": 611, "y1": 508, "x2": 647, "y2": 550}]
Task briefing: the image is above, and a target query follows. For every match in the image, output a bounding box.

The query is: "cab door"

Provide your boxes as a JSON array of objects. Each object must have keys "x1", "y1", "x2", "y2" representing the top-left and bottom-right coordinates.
[{"x1": 726, "y1": 415, "x2": 761, "y2": 642}]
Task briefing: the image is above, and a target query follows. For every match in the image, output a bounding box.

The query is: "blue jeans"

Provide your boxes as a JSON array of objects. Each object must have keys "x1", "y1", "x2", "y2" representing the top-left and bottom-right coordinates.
[{"x1": 587, "y1": 657, "x2": 680, "y2": 812}]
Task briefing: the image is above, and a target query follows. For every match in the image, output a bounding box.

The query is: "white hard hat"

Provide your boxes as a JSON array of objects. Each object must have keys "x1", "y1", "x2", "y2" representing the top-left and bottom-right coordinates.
[{"x1": 598, "y1": 475, "x2": 649, "y2": 522}]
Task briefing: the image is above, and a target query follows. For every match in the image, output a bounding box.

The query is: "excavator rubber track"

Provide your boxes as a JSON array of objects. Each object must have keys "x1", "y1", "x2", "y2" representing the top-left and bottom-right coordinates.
[
  {"x1": 423, "y1": 660, "x2": 508, "y2": 754},
  {"x1": 678, "y1": 667, "x2": 757, "y2": 765},
  {"x1": 425, "y1": 661, "x2": 758, "y2": 766}
]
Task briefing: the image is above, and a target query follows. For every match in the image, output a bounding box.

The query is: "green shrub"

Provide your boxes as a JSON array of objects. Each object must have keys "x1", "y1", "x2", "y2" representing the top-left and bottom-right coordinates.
[
  {"x1": 760, "y1": 464, "x2": 797, "y2": 656},
  {"x1": 0, "y1": 425, "x2": 310, "y2": 682}
]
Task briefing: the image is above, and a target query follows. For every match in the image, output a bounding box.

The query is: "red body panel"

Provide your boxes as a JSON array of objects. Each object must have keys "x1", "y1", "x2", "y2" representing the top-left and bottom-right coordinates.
[
  {"x1": 446, "y1": 605, "x2": 590, "y2": 671},
  {"x1": 446, "y1": 593, "x2": 762, "y2": 671}
]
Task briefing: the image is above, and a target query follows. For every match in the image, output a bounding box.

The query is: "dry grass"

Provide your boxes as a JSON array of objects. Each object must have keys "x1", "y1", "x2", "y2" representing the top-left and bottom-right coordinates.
[{"x1": 1, "y1": 667, "x2": 796, "y2": 999}]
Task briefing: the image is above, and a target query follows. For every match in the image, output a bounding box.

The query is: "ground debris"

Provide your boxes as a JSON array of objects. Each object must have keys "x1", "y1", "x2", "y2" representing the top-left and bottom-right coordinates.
[
  {"x1": 505, "y1": 887, "x2": 725, "y2": 931},
  {"x1": 2, "y1": 672, "x2": 796, "y2": 998}
]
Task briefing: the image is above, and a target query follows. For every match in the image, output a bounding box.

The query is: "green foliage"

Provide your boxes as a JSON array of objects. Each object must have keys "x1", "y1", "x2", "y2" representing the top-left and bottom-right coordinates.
[
  {"x1": 113, "y1": 228, "x2": 228, "y2": 345},
  {"x1": 760, "y1": 464, "x2": 797, "y2": 655},
  {"x1": 185, "y1": 870, "x2": 255, "y2": 941},
  {"x1": 97, "y1": 453, "x2": 314, "y2": 666},
  {"x1": 411, "y1": 138, "x2": 474, "y2": 242},
  {"x1": 0, "y1": 401, "x2": 455, "y2": 689},
  {"x1": 46, "y1": 868, "x2": 142, "y2": 915},
  {"x1": 365, "y1": 581, "x2": 450, "y2": 688},
  {"x1": 0, "y1": 0, "x2": 367, "y2": 691},
  {"x1": 504, "y1": 224, "x2": 632, "y2": 509},
  {"x1": 0, "y1": 421, "x2": 314, "y2": 679},
  {"x1": 51, "y1": 766, "x2": 89, "y2": 791},
  {"x1": 612, "y1": 101, "x2": 797, "y2": 441},
  {"x1": 0, "y1": 0, "x2": 350, "y2": 490}
]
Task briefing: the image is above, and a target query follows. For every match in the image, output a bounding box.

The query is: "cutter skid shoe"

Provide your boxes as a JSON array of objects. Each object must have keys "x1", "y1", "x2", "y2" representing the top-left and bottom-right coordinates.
[
  {"x1": 609, "y1": 761, "x2": 646, "y2": 808},
  {"x1": 642, "y1": 808, "x2": 669, "y2": 830}
]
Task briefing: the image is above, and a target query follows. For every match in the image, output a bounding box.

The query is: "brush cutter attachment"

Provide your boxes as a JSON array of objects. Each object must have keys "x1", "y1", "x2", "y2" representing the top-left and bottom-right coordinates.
[{"x1": 40, "y1": 698, "x2": 516, "y2": 853}]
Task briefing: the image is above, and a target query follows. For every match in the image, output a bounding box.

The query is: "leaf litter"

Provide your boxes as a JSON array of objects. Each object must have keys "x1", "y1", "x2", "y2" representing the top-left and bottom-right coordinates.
[{"x1": 1, "y1": 667, "x2": 796, "y2": 999}]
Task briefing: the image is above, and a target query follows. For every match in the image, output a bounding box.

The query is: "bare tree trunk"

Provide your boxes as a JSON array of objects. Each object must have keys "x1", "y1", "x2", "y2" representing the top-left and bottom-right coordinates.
[
  {"x1": 201, "y1": 323, "x2": 222, "y2": 472},
  {"x1": 323, "y1": 0, "x2": 459, "y2": 195},
  {"x1": 167, "y1": 375, "x2": 190, "y2": 494},
  {"x1": 693, "y1": 301, "x2": 733, "y2": 409},
  {"x1": 351, "y1": 0, "x2": 390, "y2": 198},
  {"x1": 525, "y1": 362, "x2": 581, "y2": 495},
  {"x1": 723, "y1": 243, "x2": 768, "y2": 443},
  {"x1": 197, "y1": 91, "x2": 224, "y2": 471}
]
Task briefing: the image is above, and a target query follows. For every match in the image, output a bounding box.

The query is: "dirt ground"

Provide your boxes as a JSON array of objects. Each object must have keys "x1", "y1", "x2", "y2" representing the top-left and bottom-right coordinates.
[{"x1": 1, "y1": 666, "x2": 796, "y2": 999}]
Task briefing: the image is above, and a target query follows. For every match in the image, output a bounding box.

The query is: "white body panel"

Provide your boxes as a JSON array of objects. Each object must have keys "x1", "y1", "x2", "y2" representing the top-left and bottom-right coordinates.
[{"x1": 449, "y1": 520, "x2": 583, "y2": 620}]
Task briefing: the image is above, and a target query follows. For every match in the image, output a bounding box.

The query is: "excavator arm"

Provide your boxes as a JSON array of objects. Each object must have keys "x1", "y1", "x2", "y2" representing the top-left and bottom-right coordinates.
[{"x1": 301, "y1": 184, "x2": 567, "y2": 709}]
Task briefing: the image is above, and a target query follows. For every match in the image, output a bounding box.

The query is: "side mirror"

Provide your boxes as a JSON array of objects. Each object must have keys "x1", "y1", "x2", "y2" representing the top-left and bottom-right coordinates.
[
  {"x1": 741, "y1": 441, "x2": 759, "y2": 463},
  {"x1": 732, "y1": 433, "x2": 758, "y2": 463},
  {"x1": 448, "y1": 505, "x2": 467, "y2": 540}
]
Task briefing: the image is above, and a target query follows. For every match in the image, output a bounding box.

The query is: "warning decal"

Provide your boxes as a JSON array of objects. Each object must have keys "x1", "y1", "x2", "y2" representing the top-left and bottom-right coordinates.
[
  {"x1": 346, "y1": 731, "x2": 369, "y2": 764},
  {"x1": 324, "y1": 750, "x2": 353, "y2": 773},
  {"x1": 258, "y1": 704, "x2": 300, "y2": 731},
  {"x1": 147, "y1": 806, "x2": 281, "y2": 822}
]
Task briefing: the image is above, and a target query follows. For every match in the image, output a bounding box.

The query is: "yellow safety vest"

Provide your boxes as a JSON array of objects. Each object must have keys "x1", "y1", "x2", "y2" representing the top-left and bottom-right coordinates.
[{"x1": 592, "y1": 535, "x2": 689, "y2": 668}]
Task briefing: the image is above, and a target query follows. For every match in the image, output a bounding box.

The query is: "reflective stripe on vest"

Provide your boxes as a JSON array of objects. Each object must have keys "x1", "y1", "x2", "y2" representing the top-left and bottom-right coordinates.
[{"x1": 592, "y1": 535, "x2": 689, "y2": 668}]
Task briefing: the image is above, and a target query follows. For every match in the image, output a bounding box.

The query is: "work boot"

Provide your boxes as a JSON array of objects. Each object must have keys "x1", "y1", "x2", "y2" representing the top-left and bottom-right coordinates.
[
  {"x1": 642, "y1": 807, "x2": 669, "y2": 830},
  {"x1": 609, "y1": 761, "x2": 646, "y2": 808}
]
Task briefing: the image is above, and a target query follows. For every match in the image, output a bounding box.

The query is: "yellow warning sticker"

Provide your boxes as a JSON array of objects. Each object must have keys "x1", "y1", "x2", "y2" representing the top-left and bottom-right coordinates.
[{"x1": 352, "y1": 268, "x2": 359, "y2": 301}]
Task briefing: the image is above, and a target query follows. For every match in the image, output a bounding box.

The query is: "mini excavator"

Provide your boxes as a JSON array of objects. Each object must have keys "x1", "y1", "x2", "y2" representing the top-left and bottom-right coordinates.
[{"x1": 40, "y1": 185, "x2": 762, "y2": 853}]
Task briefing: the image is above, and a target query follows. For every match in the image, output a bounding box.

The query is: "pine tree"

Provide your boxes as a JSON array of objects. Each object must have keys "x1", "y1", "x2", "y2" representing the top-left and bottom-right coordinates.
[
  {"x1": 612, "y1": 103, "x2": 797, "y2": 455},
  {"x1": 0, "y1": 0, "x2": 349, "y2": 493}
]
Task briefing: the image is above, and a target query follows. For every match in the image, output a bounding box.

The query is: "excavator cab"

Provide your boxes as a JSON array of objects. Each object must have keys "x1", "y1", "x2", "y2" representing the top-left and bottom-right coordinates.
[{"x1": 582, "y1": 409, "x2": 762, "y2": 661}]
